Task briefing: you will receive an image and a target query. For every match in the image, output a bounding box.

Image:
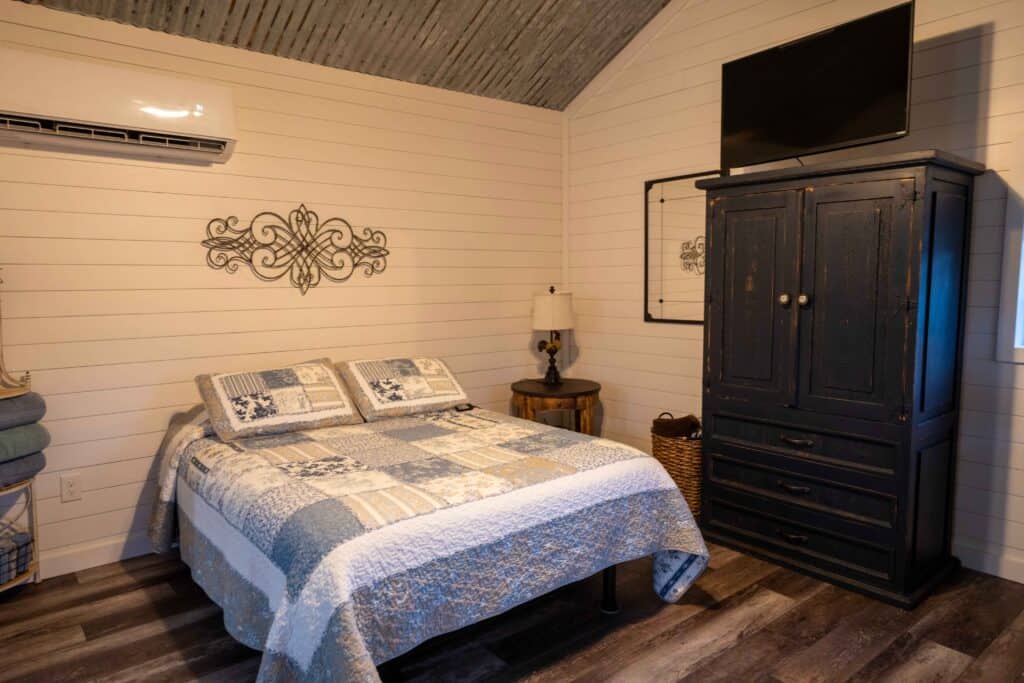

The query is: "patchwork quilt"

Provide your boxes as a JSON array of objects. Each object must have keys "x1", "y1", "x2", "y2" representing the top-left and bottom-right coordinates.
[{"x1": 150, "y1": 405, "x2": 708, "y2": 683}]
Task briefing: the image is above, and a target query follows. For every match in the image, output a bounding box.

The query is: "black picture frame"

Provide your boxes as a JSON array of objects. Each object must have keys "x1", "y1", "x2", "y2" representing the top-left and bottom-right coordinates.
[{"x1": 644, "y1": 169, "x2": 720, "y2": 325}]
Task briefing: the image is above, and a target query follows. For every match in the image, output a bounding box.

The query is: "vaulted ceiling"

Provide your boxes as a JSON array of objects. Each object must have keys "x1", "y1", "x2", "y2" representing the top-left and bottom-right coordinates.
[{"x1": 24, "y1": 0, "x2": 671, "y2": 110}]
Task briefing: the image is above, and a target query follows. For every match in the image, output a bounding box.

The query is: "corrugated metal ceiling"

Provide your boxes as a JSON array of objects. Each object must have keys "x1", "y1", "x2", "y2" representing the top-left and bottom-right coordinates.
[{"x1": 23, "y1": 0, "x2": 671, "y2": 110}]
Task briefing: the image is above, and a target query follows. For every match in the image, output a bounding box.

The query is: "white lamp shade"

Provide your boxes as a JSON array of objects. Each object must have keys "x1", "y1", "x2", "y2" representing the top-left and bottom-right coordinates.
[{"x1": 533, "y1": 291, "x2": 574, "y2": 330}]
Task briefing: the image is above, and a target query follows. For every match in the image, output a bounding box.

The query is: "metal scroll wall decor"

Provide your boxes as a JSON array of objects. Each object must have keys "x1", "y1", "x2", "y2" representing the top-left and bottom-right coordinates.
[
  {"x1": 202, "y1": 204, "x2": 389, "y2": 295},
  {"x1": 679, "y1": 235, "x2": 706, "y2": 275}
]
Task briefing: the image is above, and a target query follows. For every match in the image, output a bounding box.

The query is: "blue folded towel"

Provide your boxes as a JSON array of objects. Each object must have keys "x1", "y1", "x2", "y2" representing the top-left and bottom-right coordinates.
[
  {"x1": 0, "y1": 451, "x2": 45, "y2": 488},
  {"x1": 0, "y1": 393, "x2": 46, "y2": 431},
  {"x1": 0, "y1": 424, "x2": 50, "y2": 464}
]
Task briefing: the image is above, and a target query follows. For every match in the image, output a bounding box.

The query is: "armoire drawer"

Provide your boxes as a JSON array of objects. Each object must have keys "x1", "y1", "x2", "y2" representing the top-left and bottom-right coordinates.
[
  {"x1": 711, "y1": 414, "x2": 898, "y2": 474},
  {"x1": 708, "y1": 454, "x2": 896, "y2": 527},
  {"x1": 705, "y1": 494, "x2": 894, "y2": 581}
]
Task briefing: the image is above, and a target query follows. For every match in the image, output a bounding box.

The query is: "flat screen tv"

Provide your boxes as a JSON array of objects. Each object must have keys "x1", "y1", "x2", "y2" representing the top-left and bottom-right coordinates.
[{"x1": 721, "y1": 3, "x2": 914, "y2": 170}]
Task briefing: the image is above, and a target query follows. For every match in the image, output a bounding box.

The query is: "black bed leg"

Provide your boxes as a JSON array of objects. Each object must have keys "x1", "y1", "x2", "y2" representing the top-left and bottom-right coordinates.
[
  {"x1": 377, "y1": 659, "x2": 398, "y2": 682},
  {"x1": 601, "y1": 565, "x2": 619, "y2": 615}
]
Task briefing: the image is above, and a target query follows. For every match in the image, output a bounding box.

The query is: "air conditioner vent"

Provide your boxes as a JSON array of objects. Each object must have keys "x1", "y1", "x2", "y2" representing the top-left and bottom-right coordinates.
[
  {"x1": 3, "y1": 115, "x2": 42, "y2": 132},
  {"x1": 0, "y1": 112, "x2": 227, "y2": 157},
  {"x1": 138, "y1": 132, "x2": 226, "y2": 154}
]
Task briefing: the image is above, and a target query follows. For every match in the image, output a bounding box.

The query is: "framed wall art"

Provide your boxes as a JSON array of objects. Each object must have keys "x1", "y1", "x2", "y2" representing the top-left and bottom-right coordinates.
[{"x1": 644, "y1": 170, "x2": 719, "y2": 324}]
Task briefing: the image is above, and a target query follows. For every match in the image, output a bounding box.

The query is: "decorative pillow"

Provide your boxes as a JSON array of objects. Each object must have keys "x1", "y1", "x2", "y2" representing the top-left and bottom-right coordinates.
[
  {"x1": 337, "y1": 357, "x2": 468, "y2": 421},
  {"x1": 196, "y1": 358, "x2": 362, "y2": 440}
]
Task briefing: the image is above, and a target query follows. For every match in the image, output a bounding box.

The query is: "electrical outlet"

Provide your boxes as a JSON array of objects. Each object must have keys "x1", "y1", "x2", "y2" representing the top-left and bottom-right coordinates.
[{"x1": 60, "y1": 473, "x2": 82, "y2": 503}]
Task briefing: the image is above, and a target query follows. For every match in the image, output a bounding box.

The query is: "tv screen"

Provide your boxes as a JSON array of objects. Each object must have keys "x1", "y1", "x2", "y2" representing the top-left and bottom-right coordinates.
[{"x1": 721, "y1": 3, "x2": 913, "y2": 170}]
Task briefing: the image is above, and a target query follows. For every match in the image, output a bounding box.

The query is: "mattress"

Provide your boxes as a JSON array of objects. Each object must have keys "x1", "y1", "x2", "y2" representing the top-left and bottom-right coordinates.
[{"x1": 150, "y1": 405, "x2": 707, "y2": 682}]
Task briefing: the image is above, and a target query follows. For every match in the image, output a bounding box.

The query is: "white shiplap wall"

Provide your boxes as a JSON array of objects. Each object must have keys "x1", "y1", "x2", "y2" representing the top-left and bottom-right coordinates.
[
  {"x1": 6, "y1": 0, "x2": 1024, "y2": 587},
  {"x1": 565, "y1": 0, "x2": 1024, "y2": 582},
  {"x1": 0, "y1": 2, "x2": 562, "y2": 578}
]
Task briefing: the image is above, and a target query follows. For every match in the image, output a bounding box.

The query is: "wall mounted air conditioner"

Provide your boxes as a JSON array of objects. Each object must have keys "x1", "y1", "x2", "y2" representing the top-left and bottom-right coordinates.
[{"x1": 0, "y1": 47, "x2": 236, "y2": 164}]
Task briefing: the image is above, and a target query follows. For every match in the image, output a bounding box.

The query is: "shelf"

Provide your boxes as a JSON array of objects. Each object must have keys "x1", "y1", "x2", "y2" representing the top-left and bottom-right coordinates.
[
  {"x1": 0, "y1": 477, "x2": 35, "y2": 497},
  {"x1": 0, "y1": 561, "x2": 38, "y2": 594},
  {"x1": 0, "y1": 476, "x2": 39, "y2": 592},
  {"x1": 0, "y1": 386, "x2": 30, "y2": 400}
]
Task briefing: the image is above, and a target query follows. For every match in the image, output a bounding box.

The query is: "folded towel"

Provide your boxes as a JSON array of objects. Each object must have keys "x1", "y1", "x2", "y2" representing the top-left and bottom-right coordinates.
[
  {"x1": 651, "y1": 412, "x2": 702, "y2": 439},
  {"x1": 0, "y1": 392, "x2": 46, "y2": 431},
  {"x1": 0, "y1": 451, "x2": 46, "y2": 488},
  {"x1": 0, "y1": 424, "x2": 51, "y2": 464}
]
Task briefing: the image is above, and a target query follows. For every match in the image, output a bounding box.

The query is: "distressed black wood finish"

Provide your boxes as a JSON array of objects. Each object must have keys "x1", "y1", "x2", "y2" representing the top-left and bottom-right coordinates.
[
  {"x1": 798, "y1": 180, "x2": 912, "y2": 422},
  {"x1": 697, "y1": 150, "x2": 984, "y2": 607},
  {"x1": 705, "y1": 190, "x2": 799, "y2": 406}
]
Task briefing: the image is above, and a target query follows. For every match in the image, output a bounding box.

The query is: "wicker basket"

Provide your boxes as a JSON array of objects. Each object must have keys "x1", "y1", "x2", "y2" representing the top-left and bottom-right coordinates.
[
  {"x1": 651, "y1": 413, "x2": 703, "y2": 516},
  {"x1": 0, "y1": 523, "x2": 32, "y2": 586}
]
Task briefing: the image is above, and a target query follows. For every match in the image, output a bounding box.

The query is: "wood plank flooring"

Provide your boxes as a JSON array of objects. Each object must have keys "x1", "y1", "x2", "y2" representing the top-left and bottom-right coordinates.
[{"x1": 0, "y1": 545, "x2": 1022, "y2": 682}]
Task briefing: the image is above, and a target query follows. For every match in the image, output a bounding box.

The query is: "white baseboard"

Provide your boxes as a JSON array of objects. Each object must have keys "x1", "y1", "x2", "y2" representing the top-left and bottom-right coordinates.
[
  {"x1": 955, "y1": 537, "x2": 1024, "y2": 585},
  {"x1": 40, "y1": 531, "x2": 153, "y2": 579}
]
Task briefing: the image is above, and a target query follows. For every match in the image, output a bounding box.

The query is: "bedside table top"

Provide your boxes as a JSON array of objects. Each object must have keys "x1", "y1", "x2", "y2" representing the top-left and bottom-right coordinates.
[{"x1": 511, "y1": 378, "x2": 600, "y2": 398}]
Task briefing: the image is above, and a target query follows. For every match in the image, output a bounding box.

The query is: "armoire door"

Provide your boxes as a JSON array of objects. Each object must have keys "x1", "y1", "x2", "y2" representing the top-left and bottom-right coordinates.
[
  {"x1": 705, "y1": 190, "x2": 799, "y2": 406},
  {"x1": 797, "y1": 179, "x2": 914, "y2": 422}
]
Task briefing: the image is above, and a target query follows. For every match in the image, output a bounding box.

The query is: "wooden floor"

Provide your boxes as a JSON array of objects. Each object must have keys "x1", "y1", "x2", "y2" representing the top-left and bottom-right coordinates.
[{"x1": 1, "y1": 545, "x2": 1023, "y2": 682}]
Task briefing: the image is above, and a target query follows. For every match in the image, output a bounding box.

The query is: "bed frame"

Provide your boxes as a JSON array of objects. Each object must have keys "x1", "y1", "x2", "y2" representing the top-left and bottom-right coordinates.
[
  {"x1": 601, "y1": 566, "x2": 619, "y2": 614},
  {"x1": 376, "y1": 565, "x2": 619, "y2": 677}
]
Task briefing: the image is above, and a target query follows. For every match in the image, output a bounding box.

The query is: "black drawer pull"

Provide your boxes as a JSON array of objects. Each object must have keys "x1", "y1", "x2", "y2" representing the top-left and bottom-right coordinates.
[
  {"x1": 779, "y1": 434, "x2": 814, "y2": 449},
  {"x1": 777, "y1": 530, "x2": 809, "y2": 545},
  {"x1": 777, "y1": 480, "x2": 811, "y2": 495}
]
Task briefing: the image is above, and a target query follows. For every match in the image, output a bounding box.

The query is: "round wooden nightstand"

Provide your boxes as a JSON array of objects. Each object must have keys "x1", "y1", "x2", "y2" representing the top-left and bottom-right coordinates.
[{"x1": 511, "y1": 378, "x2": 600, "y2": 436}]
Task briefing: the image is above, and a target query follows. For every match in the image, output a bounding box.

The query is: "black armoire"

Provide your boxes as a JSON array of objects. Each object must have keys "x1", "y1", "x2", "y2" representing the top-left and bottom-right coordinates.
[{"x1": 696, "y1": 150, "x2": 984, "y2": 607}]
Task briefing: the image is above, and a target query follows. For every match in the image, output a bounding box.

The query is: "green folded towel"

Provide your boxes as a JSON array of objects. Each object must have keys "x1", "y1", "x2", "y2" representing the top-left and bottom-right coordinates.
[
  {"x1": 0, "y1": 392, "x2": 46, "y2": 431},
  {"x1": 0, "y1": 424, "x2": 50, "y2": 463}
]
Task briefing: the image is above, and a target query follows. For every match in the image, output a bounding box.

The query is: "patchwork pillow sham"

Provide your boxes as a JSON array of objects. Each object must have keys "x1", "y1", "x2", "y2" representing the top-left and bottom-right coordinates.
[
  {"x1": 337, "y1": 357, "x2": 468, "y2": 421},
  {"x1": 196, "y1": 358, "x2": 362, "y2": 440}
]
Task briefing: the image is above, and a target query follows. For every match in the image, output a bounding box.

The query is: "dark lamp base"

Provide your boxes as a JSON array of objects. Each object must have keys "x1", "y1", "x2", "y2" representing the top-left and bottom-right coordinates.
[
  {"x1": 543, "y1": 363, "x2": 562, "y2": 385},
  {"x1": 537, "y1": 330, "x2": 563, "y2": 386}
]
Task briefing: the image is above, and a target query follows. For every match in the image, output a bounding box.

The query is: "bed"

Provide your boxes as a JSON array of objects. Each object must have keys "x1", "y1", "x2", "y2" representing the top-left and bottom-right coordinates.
[{"x1": 149, "y1": 403, "x2": 708, "y2": 682}]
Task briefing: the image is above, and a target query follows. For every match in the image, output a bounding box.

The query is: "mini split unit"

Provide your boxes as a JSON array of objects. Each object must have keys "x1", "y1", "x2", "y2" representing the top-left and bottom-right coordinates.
[{"x1": 0, "y1": 46, "x2": 236, "y2": 164}]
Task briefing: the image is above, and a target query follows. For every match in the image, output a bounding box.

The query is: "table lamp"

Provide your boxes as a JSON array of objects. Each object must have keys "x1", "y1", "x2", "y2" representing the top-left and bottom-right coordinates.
[{"x1": 533, "y1": 286, "x2": 574, "y2": 385}]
